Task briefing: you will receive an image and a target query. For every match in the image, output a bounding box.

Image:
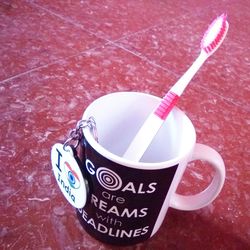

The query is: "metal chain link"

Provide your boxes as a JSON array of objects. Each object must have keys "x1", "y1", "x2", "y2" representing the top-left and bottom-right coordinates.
[{"x1": 63, "y1": 116, "x2": 98, "y2": 150}]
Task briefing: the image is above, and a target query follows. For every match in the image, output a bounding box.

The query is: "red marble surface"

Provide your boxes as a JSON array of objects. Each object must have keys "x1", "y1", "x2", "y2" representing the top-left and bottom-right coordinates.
[{"x1": 0, "y1": 0, "x2": 249, "y2": 249}]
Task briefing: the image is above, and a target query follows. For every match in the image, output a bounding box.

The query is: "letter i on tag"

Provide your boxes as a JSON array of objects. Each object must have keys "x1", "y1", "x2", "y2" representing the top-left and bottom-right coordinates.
[{"x1": 51, "y1": 117, "x2": 98, "y2": 208}]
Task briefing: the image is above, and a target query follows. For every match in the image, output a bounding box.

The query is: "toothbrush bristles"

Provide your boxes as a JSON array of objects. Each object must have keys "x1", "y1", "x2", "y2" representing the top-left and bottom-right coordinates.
[{"x1": 202, "y1": 13, "x2": 228, "y2": 54}]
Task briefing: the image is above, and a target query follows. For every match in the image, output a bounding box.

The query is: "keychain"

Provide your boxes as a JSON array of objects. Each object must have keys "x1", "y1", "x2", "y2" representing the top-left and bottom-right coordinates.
[
  {"x1": 63, "y1": 116, "x2": 98, "y2": 151},
  {"x1": 51, "y1": 117, "x2": 97, "y2": 208}
]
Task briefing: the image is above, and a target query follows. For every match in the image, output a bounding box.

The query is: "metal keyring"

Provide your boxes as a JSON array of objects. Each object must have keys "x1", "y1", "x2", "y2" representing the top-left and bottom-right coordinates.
[
  {"x1": 79, "y1": 117, "x2": 98, "y2": 142},
  {"x1": 88, "y1": 117, "x2": 98, "y2": 142},
  {"x1": 63, "y1": 137, "x2": 79, "y2": 151},
  {"x1": 63, "y1": 117, "x2": 98, "y2": 151}
]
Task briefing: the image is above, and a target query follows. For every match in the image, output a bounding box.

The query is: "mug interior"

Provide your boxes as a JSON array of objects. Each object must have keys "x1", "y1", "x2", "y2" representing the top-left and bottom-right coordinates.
[{"x1": 82, "y1": 92, "x2": 196, "y2": 168}]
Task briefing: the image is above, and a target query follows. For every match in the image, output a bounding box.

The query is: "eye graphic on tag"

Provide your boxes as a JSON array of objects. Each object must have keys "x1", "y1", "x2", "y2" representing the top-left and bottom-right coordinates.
[
  {"x1": 51, "y1": 143, "x2": 88, "y2": 208},
  {"x1": 64, "y1": 161, "x2": 81, "y2": 189}
]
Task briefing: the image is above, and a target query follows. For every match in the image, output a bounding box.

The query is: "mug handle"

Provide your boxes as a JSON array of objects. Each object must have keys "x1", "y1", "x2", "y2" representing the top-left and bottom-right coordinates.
[{"x1": 170, "y1": 143, "x2": 225, "y2": 211}]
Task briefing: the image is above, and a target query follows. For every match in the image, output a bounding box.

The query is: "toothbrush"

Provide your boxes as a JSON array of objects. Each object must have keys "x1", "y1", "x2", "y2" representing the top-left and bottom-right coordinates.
[{"x1": 123, "y1": 13, "x2": 229, "y2": 161}]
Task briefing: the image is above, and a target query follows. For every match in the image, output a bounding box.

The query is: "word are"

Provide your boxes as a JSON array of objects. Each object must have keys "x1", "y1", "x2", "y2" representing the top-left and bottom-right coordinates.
[{"x1": 102, "y1": 191, "x2": 125, "y2": 204}]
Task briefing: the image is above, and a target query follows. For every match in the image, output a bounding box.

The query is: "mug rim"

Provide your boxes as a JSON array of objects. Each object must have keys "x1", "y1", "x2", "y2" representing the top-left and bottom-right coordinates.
[{"x1": 82, "y1": 91, "x2": 196, "y2": 170}]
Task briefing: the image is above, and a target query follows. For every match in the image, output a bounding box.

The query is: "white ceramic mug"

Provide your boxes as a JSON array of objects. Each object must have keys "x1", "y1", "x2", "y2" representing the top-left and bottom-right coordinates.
[{"x1": 76, "y1": 91, "x2": 225, "y2": 245}]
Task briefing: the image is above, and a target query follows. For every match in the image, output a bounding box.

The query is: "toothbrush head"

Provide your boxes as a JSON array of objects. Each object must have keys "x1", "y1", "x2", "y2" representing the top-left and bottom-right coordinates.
[{"x1": 201, "y1": 13, "x2": 229, "y2": 55}]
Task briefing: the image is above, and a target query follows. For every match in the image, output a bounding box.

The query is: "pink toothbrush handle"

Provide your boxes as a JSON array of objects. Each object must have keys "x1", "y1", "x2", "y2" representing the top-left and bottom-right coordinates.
[
  {"x1": 124, "y1": 14, "x2": 229, "y2": 162},
  {"x1": 154, "y1": 91, "x2": 179, "y2": 120}
]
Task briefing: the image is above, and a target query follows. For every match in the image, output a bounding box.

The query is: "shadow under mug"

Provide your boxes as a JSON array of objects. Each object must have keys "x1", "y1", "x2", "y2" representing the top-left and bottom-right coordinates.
[{"x1": 77, "y1": 91, "x2": 225, "y2": 246}]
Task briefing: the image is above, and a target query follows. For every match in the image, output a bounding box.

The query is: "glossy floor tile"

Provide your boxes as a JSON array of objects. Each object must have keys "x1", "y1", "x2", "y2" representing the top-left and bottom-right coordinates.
[
  {"x1": 0, "y1": 0, "x2": 106, "y2": 81},
  {"x1": 32, "y1": 0, "x2": 188, "y2": 40},
  {"x1": 0, "y1": 0, "x2": 249, "y2": 249}
]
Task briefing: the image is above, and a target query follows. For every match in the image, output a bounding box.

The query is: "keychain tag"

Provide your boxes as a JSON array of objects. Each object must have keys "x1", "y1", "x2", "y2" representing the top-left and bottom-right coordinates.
[
  {"x1": 51, "y1": 117, "x2": 97, "y2": 208},
  {"x1": 51, "y1": 143, "x2": 88, "y2": 208}
]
